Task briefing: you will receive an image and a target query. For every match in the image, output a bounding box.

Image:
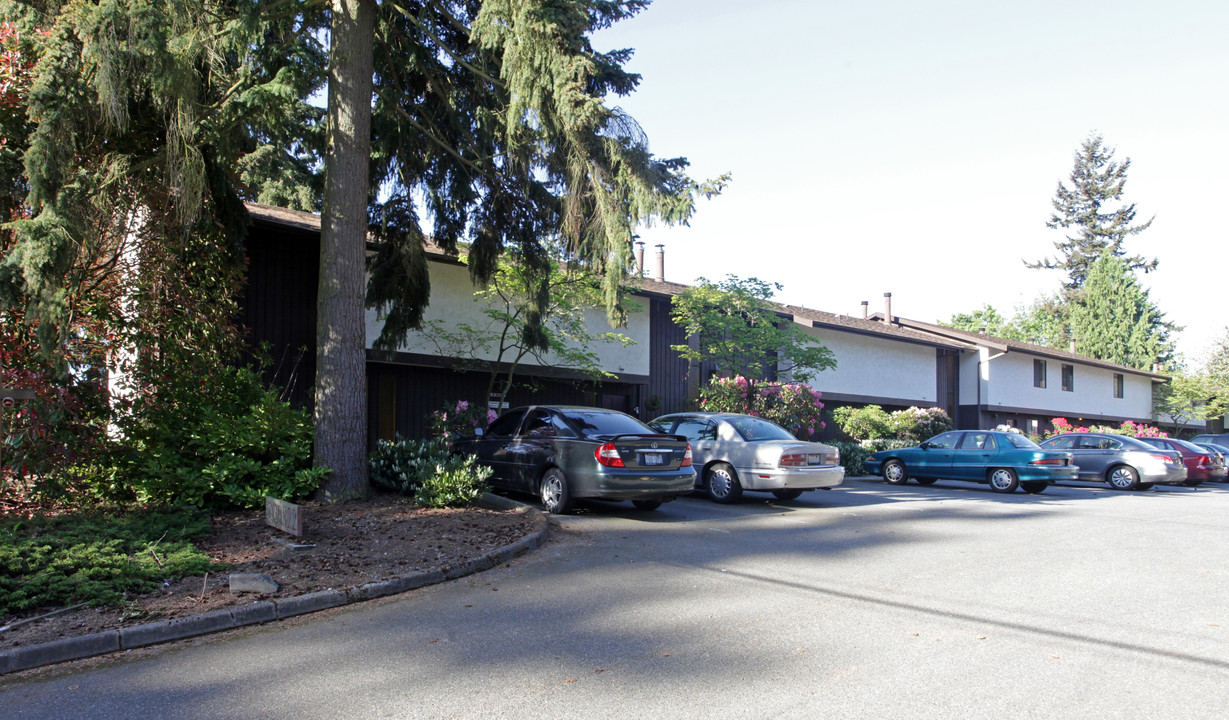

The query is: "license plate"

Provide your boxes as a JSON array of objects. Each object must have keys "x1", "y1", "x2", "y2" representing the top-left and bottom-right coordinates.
[
  {"x1": 642, "y1": 453, "x2": 666, "y2": 466},
  {"x1": 807, "y1": 454, "x2": 822, "y2": 466}
]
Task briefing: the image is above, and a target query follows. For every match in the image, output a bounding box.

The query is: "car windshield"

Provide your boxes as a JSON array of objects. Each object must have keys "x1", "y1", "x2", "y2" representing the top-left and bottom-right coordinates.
[
  {"x1": 564, "y1": 410, "x2": 654, "y2": 439},
  {"x1": 725, "y1": 416, "x2": 796, "y2": 441},
  {"x1": 1003, "y1": 433, "x2": 1040, "y2": 449}
]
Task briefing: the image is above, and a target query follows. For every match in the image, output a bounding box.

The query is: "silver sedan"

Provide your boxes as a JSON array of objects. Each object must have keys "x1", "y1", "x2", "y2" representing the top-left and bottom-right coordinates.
[
  {"x1": 649, "y1": 412, "x2": 845, "y2": 502},
  {"x1": 1038, "y1": 432, "x2": 1187, "y2": 489}
]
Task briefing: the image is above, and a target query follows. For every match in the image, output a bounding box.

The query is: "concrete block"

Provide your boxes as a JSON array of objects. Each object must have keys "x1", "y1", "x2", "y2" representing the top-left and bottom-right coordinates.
[{"x1": 229, "y1": 573, "x2": 280, "y2": 594}]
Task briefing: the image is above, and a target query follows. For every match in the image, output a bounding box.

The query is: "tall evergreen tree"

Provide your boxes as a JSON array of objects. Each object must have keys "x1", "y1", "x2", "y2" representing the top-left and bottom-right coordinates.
[
  {"x1": 1029, "y1": 133, "x2": 1156, "y2": 290},
  {"x1": 1066, "y1": 251, "x2": 1171, "y2": 370}
]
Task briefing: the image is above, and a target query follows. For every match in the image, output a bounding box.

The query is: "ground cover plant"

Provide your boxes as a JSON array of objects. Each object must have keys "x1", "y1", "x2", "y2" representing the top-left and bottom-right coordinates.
[{"x1": 0, "y1": 505, "x2": 221, "y2": 616}]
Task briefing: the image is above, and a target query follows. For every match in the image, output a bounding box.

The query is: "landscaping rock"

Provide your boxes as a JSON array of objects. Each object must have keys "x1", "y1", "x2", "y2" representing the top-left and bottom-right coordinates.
[{"x1": 229, "y1": 573, "x2": 279, "y2": 594}]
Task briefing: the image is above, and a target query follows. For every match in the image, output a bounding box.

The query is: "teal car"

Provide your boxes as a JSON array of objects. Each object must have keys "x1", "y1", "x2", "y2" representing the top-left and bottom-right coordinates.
[{"x1": 864, "y1": 430, "x2": 1077, "y2": 494}]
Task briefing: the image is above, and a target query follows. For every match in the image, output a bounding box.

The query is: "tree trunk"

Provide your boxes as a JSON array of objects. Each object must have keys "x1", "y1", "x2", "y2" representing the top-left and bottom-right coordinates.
[{"x1": 315, "y1": 0, "x2": 375, "y2": 501}]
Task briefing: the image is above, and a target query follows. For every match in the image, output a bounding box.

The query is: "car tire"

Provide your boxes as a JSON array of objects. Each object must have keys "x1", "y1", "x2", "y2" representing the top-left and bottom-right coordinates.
[
  {"x1": 1137, "y1": 482, "x2": 1155, "y2": 491},
  {"x1": 631, "y1": 500, "x2": 662, "y2": 511},
  {"x1": 772, "y1": 489, "x2": 804, "y2": 501},
  {"x1": 540, "y1": 467, "x2": 573, "y2": 514},
  {"x1": 1106, "y1": 465, "x2": 1140, "y2": 491},
  {"x1": 988, "y1": 467, "x2": 1019, "y2": 493},
  {"x1": 882, "y1": 459, "x2": 909, "y2": 485},
  {"x1": 915, "y1": 478, "x2": 937, "y2": 486},
  {"x1": 1020, "y1": 480, "x2": 1048, "y2": 494},
  {"x1": 705, "y1": 463, "x2": 743, "y2": 503}
]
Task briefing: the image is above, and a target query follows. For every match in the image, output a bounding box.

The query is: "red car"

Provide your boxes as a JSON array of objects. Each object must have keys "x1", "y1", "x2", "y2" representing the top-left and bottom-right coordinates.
[{"x1": 1137, "y1": 437, "x2": 1228, "y2": 486}]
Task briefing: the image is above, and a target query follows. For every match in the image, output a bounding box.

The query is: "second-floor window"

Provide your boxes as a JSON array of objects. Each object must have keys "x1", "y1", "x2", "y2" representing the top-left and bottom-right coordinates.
[
  {"x1": 1062, "y1": 364, "x2": 1074, "y2": 392},
  {"x1": 1034, "y1": 359, "x2": 1047, "y2": 388},
  {"x1": 1114, "y1": 373, "x2": 1124, "y2": 398}
]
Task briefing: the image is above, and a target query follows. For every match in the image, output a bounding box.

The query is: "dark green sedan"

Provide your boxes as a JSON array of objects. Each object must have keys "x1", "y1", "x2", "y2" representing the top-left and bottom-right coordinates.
[
  {"x1": 452, "y1": 405, "x2": 696, "y2": 514},
  {"x1": 863, "y1": 430, "x2": 1077, "y2": 494}
]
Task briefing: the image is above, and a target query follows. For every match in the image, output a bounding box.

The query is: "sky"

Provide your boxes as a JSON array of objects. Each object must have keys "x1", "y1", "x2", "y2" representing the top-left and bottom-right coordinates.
[{"x1": 590, "y1": 0, "x2": 1228, "y2": 364}]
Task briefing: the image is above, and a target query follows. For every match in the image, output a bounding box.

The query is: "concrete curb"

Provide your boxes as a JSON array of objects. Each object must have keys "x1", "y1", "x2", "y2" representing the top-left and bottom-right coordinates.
[{"x1": 1, "y1": 493, "x2": 547, "y2": 676}]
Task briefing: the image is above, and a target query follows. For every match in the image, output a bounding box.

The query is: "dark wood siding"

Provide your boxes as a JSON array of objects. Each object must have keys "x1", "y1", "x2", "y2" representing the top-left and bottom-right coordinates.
[
  {"x1": 648, "y1": 296, "x2": 692, "y2": 416},
  {"x1": 238, "y1": 222, "x2": 319, "y2": 409}
]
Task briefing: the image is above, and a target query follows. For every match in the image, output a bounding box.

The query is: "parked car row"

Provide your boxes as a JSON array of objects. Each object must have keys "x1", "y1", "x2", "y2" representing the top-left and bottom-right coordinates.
[
  {"x1": 866, "y1": 430, "x2": 1226, "y2": 492},
  {"x1": 452, "y1": 406, "x2": 1227, "y2": 512},
  {"x1": 452, "y1": 406, "x2": 845, "y2": 513}
]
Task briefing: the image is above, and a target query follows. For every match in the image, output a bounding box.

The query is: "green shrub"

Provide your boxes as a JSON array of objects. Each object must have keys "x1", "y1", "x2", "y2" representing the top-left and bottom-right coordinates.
[
  {"x1": 368, "y1": 438, "x2": 492, "y2": 507},
  {"x1": 0, "y1": 506, "x2": 223, "y2": 615},
  {"x1": 414, "y1": 454, "x2": 493, "y2": 508},
  {"x1": 832, "y1": 441, "x2": 871, "y2": 476},
  {"x1": 699, "y1": 376, "x2": 827, "y2": 440},
  {"x1": 887, "y1": 406, "x2": 952, "y2": 442},
  {"x1": 369, "y1": 437, "x2": 447, "y2": 495},
  {"x1": 114, "y1": 367, "x2": 326, "y2": 509},
  {"x1": 832, "y1": 405, "x2": 892, "y2": 440}
]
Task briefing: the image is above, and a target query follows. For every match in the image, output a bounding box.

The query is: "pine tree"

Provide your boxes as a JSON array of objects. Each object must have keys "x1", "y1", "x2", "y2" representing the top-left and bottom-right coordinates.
[
  {"x1": 1030, "y1": 133, "x2": 1156, "y2": 290},
  {"x1": 1066, "y1": 252, "x2": 1171, "y2": 370}
]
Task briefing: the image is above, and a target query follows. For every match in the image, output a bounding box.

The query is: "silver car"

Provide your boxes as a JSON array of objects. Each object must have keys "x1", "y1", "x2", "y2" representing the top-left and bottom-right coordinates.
[
  {"x1": 1037, "y1": 432, "x2": 1186, "y2": 490},
  {"x1": 648, "y1": 412, "x2": 844, "y2": 502}
]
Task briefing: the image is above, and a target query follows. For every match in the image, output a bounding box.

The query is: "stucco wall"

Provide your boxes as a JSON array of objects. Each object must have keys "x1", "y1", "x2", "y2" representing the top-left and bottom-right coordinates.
[
  {"x1": 792, "y1": 325, "x2": 937, "y2": 403},
  {"x1": 980, "y1": 350, "x2": 1154, "y2": 419},
  {"x1": 364, "y1": 260, "x2": 649, "y2": 375}
]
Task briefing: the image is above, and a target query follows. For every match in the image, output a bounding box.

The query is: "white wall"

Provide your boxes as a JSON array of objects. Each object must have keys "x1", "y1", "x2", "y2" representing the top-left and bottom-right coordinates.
[
  {"x1": 791, "y1": 325, "x2": 938, "y2": 403},
  {"x1": 982, "y1": 350, "x2": 1154, "y2": 419},
  {"x1": 364, "y1": 260, "x2": 649, "y2": 375}
]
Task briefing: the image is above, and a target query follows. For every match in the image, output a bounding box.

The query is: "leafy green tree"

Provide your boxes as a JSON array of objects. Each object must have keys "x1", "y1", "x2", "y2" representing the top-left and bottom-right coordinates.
[
  {"x1": 670, "y1": 275, "x2": 835, "y2": 383},
  {"x1": 1066, "y1": 251, "x2": 1172, "y2": 369},
  {"x1": 944, "y1": 305, "x2": 1010, "y2": 336},
  {"x1": 411, "y1": 251, "x2": 637, "y2": 409},
  {"x1": 1029, "y1": 133, "x2": 1156, "y2": 290},
  {"x1": 1153, "y1": 368, "x2": 1227, "y2": 435},
  {"x1": 944, "y1": 297, "x2": 1068, "y2": 349}
]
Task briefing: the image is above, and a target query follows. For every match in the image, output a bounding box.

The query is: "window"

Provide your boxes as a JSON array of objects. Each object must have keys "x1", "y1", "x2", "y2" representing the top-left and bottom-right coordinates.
[
  {"x1": 924, "y1": 432, "x2": 961, "y2": 449},
  {"x1": 1114, "y1": 373, "x2": 1124, "y2": 399},
  {"x1": 960, "y1": 432, "x2": 997, "y2": 450},
  {"x1": 1061, "y1": 364, "x2": 1074, "y2": 392},
  {"x1": 1034, "y1": 359, "x2": 1047, "y2": 388}
]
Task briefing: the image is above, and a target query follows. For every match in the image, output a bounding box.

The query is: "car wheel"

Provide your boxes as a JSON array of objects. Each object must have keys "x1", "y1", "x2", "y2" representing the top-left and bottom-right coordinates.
[
  {"x1": 705, "y1": 463, "x2": 743, "y2": 503},
  {"x1": 915, "y1": 478, "x2": 937, "y2": 486},
  {"x1": 988, "y1": 467, "x2": 1019, "y2": 493},
  {"x1": 1106, "y1": 465, "x2": 1140, "y2": 491},
  {"x1": 1137, "y1": 482, "x2": 1155, "y2": 491},
  {"x1": 772, "y1": 489, "x2": 804, "y2": 501},
  {"x1": 540, "y1": 468, "x2": 573, "y2": 514},
  {"x1": 631, "y1": 500, "x2": 662, "y2": 511},
  {"x1": 882, "y1": 459, "x2": 909, "y2": 485},
  {"x1": 1020, "y1": 480, "x2": 1048, "y2": 494}
]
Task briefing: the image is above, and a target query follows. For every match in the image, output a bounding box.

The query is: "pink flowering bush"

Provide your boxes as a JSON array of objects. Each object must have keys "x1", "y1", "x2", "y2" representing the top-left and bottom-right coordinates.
[
  {"x1": 429, "y1": 400, "x2": 494, "y2": 442},
  {"x1": 699, "y1": 376, "x2": 826, "y2": 440},
  {"x1": 1043, "y1": 417, "x2": 1167, "y2": 439}
]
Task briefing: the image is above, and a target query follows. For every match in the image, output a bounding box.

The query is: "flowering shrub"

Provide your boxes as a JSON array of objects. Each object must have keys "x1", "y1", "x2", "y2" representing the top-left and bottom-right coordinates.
[
  {"x1": 888, "y1": 406, "x2": 953, "y2": 442},
  {"x1": 699, "y1": 376, "x2": 826, "y2": 440},
  {"x1": 367, "y1": 437, "x2": 491, "y2": 507},
  {"x1": 429, "y1": 400, "x2": 497, "y2": 442},
  {"x1": 1043, "y1": 417, "x2": 1167, "y2": 439},
  {"x1": 832, "y1": 404, "x2": 952, "y2": 442}
]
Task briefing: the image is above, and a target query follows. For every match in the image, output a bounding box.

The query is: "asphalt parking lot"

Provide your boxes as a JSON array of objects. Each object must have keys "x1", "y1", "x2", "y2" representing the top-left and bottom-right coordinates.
[{"x1": 4, "y1": 477, "x2": 1227, "y2": 719}]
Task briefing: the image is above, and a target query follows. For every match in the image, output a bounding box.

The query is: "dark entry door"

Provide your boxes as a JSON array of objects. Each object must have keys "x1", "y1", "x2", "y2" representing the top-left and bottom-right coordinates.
[{"x1": 601, "y1": 393, "x2": 630, "y2": 414}]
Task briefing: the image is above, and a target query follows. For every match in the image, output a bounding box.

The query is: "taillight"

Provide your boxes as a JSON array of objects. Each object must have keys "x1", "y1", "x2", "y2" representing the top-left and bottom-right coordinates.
[
  {"x1": 1152, "y1": 453, "x2": 1176, "y2": 465},
  {"x1": 595, "y1": 443, "x2": 625, "y2": 468},
  {"x1": 681, "y1": 444, "x2": 693, "y2": 467},
  {"x1": 1196, "y1": 455, "x2": 1211, "y2": 467},
  {"x1": 780, "y1": 453, "x2": 806, "y2": 467},
  {"x1": 1030, "y1": 458, "x2": 1066, "y2": 466}
]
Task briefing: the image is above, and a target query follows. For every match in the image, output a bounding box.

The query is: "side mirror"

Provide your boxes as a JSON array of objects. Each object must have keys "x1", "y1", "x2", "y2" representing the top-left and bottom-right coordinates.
[{"x1": 919, "y1": 441, "x2": 931, "y2": 450}]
